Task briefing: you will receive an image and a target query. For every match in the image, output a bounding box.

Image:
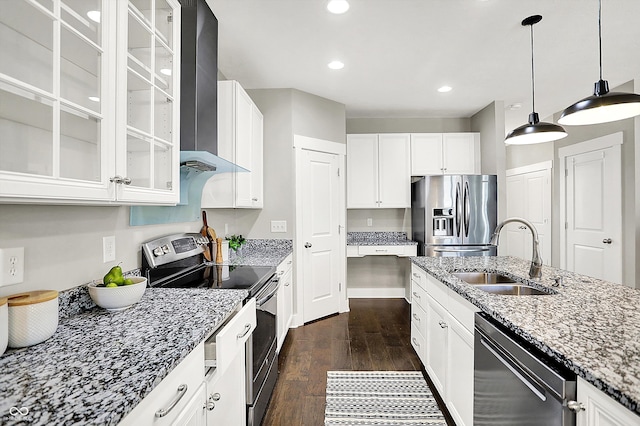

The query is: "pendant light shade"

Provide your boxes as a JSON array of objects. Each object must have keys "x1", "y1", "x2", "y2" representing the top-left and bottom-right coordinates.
[
  {"x1": 505, "y1": 15, "x2": 567, "y2": 146},
  {"x1": 558, "y1": 0, "x2": 640, "y2": 125}
]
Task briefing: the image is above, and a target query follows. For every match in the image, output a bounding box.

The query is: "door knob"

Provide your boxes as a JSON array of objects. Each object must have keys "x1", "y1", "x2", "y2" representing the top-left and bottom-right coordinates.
[
  {"x1": 603, "y1": 238, "x2": 612, "y2": 244},
  {"x1": 304, "y1": 242, "x2": 312, "y2": 248}
]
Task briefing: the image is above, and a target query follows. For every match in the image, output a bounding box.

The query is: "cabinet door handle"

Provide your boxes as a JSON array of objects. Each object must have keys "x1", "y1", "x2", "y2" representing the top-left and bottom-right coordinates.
[
  {"x1": 439, "y1": 321, "x2": 448, "y2": 329},
  {"x1": 412, "y1": 337, "x2": 420, "y2": 348},
  {"x1": 603, "y1": 238, "x2": 612, "y2": 244},
  {"x1": 412, "y1": 292, "x2": 420, "y2": 300},
  {"x1": 252, "y1": 197, "x2": 258, "y2": 201},
  {"x1": 209, "y1": 392, "x2": 221, "y2": 402},
  {"x1": 412, "y1": 272, "x2": 420, "y2": 278},
  {"x1": 155, "y1": 384, "x2": 188, "y2": 417},
  {"x1": 110, "y1": 175, "x2": 132, "y2": 185},
  {"x1": 237, "y1": 323, "x2": 252, "y2": 339},
  {"x1": 412, "y1": 313, "x2": 420, "y2": 322}
]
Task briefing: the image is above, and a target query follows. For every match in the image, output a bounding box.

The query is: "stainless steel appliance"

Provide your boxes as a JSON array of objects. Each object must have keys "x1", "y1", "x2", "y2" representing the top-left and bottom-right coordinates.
[
  {"x1": 141, "y1": 233, "x2": 279, "y2": 426},
  {"x1": 411, "y1": 175, "x2": 497, "y2": 257},
  {"x1": 474, "y1": 313, "x2": 578, "y2": 425}
]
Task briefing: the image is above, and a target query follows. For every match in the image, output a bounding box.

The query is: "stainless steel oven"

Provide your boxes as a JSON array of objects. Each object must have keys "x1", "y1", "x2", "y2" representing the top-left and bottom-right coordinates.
[
  {"x1": 141, "y1": 233, "x2": 279, "y2": 426},
  {"x1": 474, "y1": 312, "x2": 579, "y2": 425},
  {"x1": 247, "y1": 275, "x2": 279, "y2": 426}
]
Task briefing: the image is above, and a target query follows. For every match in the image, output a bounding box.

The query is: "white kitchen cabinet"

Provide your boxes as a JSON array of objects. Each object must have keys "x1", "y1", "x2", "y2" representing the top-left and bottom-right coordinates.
[
  {"x1": 201, "y1": 80, "x2": 263, "y2": 209},
  {"x1": 204, "y1": 298, "x2": 256, "y2": 426},
  {"x1": 409, "y1": 264, "x2": 479, "y2": 426},
  {"x1": 411, "y1": 133, "x2": 480, "y2": 175},
  {"x1": 173, "y1": 383, "x2": 207, "y2": 426},
  {"x1": 576, "y1": 378, "x2": 640, "y2": 426},
  {"x1": 0, "y1": 0, "x2": 181, "y2": 205},
  {"x1": 119, "y1": 342, "x2": 205, "y2": 426},
  {"x1": 277, "y1": 254, "x2": 294, "y2": 352},
  {"x1": 346, "y1": 133, "x2": 410, "y2": 208},
  {"x1": 347, "y1": 244, "x2": 417, "y2": 257}
]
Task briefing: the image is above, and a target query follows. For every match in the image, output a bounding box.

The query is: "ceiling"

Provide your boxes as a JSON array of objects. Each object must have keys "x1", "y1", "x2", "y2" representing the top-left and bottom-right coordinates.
[{"x1": 207, "y1": 0, "x2": 640, "y2": 136}]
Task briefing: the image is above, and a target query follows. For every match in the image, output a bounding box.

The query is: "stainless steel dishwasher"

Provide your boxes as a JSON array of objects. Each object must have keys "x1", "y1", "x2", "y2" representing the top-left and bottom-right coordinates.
[{"x1": 474, "y1": 313, "x2": 580, "y2": 425}]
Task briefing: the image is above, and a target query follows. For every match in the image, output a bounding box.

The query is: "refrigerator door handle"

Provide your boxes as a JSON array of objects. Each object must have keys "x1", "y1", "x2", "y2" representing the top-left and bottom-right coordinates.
[
  {"x1": 464, "y1": 180, "x2": 470, "y2": 237},
  {"x1": 455, "y1": 182, "x2": 462, "y2": 238}
]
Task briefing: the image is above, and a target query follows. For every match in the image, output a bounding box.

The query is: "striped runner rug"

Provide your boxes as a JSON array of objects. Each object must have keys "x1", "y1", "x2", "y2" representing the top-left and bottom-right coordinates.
[{"x1": 324, "y1": 371, "x2": 446, "y2": 425}]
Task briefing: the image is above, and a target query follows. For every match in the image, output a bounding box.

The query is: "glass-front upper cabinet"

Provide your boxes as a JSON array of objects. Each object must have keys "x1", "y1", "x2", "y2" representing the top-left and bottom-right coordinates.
[
  {"x1": 0, "y1": 0, "x2": 113, "y2": 201},
  {"x1": 115, "y1": 0, "x2": 180, "y2": 204},
  {"x1": 0, "y1": 0, "x2": 180, "y2": 205}
]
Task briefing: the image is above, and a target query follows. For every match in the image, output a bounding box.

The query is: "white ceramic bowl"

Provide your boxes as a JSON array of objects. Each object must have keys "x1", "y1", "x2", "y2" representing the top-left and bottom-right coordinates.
[{"x1": 88, "y1": 277, "x2": 147, "y2": 311}]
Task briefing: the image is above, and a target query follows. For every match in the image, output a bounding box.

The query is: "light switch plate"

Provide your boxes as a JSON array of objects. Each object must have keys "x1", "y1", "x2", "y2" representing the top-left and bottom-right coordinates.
[
  {"x1": 367, "y1": 218, "x2": 373, "y2": 227},
  {"x1": 271, "y1": 220, "x2": 287, "y2": 233},
  {"x1": 0, "y1": 247, "x2": 24, "y2": 287}
]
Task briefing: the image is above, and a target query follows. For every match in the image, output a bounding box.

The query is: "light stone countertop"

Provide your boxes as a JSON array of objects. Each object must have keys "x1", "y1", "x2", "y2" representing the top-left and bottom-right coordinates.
[
  {"x1": 410, "y1": 255, "x2": 640, "y2": 416},
  {"x1": 347, "y1": 231, "x2": 418, "y2": 246}
]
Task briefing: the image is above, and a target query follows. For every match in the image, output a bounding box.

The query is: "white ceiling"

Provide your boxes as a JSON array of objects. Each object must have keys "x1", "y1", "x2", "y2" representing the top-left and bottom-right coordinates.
[{"x1": 207, "y1": 0, "x2": 640, "y2": 135}]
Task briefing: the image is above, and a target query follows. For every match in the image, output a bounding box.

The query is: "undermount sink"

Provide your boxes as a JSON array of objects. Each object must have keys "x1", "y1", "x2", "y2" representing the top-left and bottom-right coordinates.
[
  {"x1": 474, "y1": 284, "x2": 551, "y2": 296},
  {"x1": 451, "y1": 272, "x2": 517, "y2": 285},
  {"x1": 451, "y1": 272, "x2": 554, "y2": 296}
]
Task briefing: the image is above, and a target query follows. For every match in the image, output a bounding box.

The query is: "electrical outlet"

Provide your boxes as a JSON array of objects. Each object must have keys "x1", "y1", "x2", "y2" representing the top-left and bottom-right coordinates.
[
  {"x1": 271, "y1": 220, "x2": 287, "y2": 233},
  {"x1": 0, "y1": 247, "x2": 24, "y2": 287},
  {"x1": 367, "y1": 218, "x2": 373, "y2": 227},
  {"x1": 103, "y1": 236, "x2": 116, "y2": 263}
]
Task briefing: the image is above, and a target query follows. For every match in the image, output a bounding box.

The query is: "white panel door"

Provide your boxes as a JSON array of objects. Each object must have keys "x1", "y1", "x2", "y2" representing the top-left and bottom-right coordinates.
[
  {"x1": 346, "y1": 134, "x2": 378, "y2": 208},
  {"x1": 235, "y1": 84, "x2": 253, "y2": 207},
  {"x1": 302, "y1": 149, "x2": 341, "y2": 322},
  {"x1": 378, "y1": 133, "x2": 411, "y2": 208},
  {"x1": 566, "y1": 146, "x2": 622, "y2": 283},
  {"x1": 505, "y1": 166, "x2": 552, "y2": 265}
]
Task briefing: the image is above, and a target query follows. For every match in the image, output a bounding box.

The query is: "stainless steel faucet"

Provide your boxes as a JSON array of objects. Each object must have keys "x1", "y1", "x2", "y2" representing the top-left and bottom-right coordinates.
[{"x1": 490, "y1": 217, "x2": 543, "y2": 279}]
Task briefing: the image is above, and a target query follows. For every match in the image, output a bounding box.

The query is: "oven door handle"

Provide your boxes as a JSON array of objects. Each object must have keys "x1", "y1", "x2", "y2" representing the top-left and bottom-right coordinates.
[{"x1": 256, "y1": 278, "x2": 280, "y2": 306}]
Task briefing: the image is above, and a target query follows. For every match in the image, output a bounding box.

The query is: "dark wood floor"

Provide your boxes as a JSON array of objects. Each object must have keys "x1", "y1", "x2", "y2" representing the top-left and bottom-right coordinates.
[{"x1": 262, "y1": 298, "x2": 429, "y2": 426}]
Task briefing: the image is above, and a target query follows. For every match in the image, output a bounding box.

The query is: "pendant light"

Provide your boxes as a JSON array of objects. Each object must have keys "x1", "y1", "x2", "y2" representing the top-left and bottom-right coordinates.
[
  {"x1": 505, "y1": 15, "x2": 568, "y2": 145},
  {"x1": 558, "y1": 0, "x2": 640, "y2": 125}
]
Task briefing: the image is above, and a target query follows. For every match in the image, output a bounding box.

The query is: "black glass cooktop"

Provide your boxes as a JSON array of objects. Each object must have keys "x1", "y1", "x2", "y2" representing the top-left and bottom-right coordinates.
[{"x1": 146, "y1": 262, "x2": 276, "y2": 297}]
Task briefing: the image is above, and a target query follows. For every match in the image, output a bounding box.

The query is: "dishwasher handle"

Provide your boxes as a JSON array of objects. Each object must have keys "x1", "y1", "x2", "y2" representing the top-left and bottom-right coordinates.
[{"x1": 479, "y1": 336, "x2": 547, "y2": 401}]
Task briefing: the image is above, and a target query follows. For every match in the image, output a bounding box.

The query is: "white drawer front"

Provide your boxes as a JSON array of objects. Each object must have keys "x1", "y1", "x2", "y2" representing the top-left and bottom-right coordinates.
[
  {"x1": 276, "y1": 254, "x2": 293, "y2": 276},
  {"x1": 358, "y1": 245, "x2": 404, "y2": 256},
  {"x1": 410, "y1": 322, "x2": 426, "y2": 364},
  {"x1": 411, "y1": 302, "x2": 427, "y2": 337},
  {"x1": 411, "y1": 264, "x2": 427, "y2": 290},
  {"x1": 425, "y1": 274, "x2": 449, "y2": 310},
  {"x1": 216, "y1": 299, "x2": 256, "y2": 372},
  {"x1": 411, "y1": 281, "x2": 427, "y2": 311}
]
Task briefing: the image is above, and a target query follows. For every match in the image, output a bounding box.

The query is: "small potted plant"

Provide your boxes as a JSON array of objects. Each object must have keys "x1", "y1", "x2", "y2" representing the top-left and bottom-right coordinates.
[{"x1": 226, "y1": 234, "x2": 246, "y2": 259}]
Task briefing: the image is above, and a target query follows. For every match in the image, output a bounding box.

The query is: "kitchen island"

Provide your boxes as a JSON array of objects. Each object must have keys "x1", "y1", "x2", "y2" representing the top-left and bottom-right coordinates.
[
  {"x1": 411, "y1": 255, "x2": 640, "y2": 417},
  {"x1": 0, "y1": 288, "x2": 247, "y2": 425}
]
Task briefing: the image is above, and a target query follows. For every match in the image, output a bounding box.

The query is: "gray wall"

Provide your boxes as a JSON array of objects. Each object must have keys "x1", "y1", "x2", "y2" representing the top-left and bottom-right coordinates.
[
  {"x1": 471, "y1": 101, "x2": 507, "y2": 222},
  {"x1": 505, "y1": 80, "x2": 638, "y2": 288}
]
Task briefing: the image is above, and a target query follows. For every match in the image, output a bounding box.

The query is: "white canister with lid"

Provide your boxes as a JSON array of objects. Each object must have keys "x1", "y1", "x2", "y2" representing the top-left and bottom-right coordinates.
[
  {"x1": 0, "y1": 297, "x2": 7, "y2": 355},
  {"x1": 7, "y1": 290, "x2": 59, "y2": 348}
]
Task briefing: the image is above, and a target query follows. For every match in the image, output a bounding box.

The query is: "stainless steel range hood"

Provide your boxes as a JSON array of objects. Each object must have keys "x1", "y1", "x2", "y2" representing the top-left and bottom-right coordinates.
[{"x1": 179, "y1": 0, "x2": 241, "y2": 174}]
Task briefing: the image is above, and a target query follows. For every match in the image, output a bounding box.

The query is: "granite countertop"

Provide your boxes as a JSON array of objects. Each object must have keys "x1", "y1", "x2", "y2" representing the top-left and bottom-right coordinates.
[
  {"x1": 410, "y1": 255, "x2": 640, "y2": 416},
  {"x1": 347, "y1": 231, "x2": 417, "y2": 246},
  {"x1": 0, "y1": 288, "x2": 247, "y2": 425},
  {"x1": 227, "y1": 238, "x2": 293, "y2": 266}
]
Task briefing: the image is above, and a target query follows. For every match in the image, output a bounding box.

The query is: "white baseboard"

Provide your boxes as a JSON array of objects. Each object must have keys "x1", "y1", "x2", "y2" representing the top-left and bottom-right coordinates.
[{"x1": 347, "y1": 287, "x2": 407, "y2": 299}]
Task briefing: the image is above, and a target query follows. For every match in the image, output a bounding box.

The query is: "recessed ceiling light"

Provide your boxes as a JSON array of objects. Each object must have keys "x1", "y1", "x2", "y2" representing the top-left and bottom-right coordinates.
[
  {"x1": 87, "y1": 10, "x2": 101, "y2": 23},
  {"x1": 438, "y1": 86, "x2": 452, "y2": 93},
  {"x1": 160, "y1": 68, "x2": 172, "y2": 76},
  {"x1": 328, "y1": 60, "x2": 345, "y2": 70},
  {"x1": 88, "y1": 96, "x2": 100, "y2": 102},
  {"x1": 327, "y1": 0, "x2": 349, "y2": 14}
]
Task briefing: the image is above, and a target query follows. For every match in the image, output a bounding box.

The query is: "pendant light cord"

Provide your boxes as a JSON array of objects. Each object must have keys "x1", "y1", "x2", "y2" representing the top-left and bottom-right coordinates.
[
  {"x1": 598, "y1": 0, "x2": 603, "y2": 81},
  {"x1": 530, "y1": 23, "x2": 536, "y2": 113}
]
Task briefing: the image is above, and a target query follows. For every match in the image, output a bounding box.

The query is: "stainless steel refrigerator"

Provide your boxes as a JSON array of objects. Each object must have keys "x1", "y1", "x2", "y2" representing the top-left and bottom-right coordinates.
[{"x1": 411, "y1": 175, "x2": 497, "y2": 257}]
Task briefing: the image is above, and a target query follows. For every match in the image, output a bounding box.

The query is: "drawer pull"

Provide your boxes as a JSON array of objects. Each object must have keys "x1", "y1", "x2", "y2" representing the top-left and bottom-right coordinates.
[
  {"x1": 155, "y1": 384, "x2": 188, "y2": 417},
  {"x1": 237, "y1": 323, "x2": 252, "y2": 339},
  {"x1": 412, "y1": 292, "x2": 420, "y2": 299},
  {"x1": 375, "y1": 249, "x2": 388, "y2": 252},
  {"x1": 412, "y1": 313, "x2": 420, "y2": 322},
  {"x1": 439, "y1": 321, "x2": 448, "y2": 329},
  {"x1": 412, "y1": 272, "x2": 420, "y2": 278},
  {"x1": 412, "y1": 337, "x2": 420, "y2": 347}
]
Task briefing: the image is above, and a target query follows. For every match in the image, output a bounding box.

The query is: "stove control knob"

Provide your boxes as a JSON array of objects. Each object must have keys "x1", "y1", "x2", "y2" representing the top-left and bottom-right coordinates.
[
  {"x1": 162, "y1": 245, "x2": 171, "y2": 254},
  {"x1": 153, "y1": 247, "x2": 164, "y2": 257}
]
